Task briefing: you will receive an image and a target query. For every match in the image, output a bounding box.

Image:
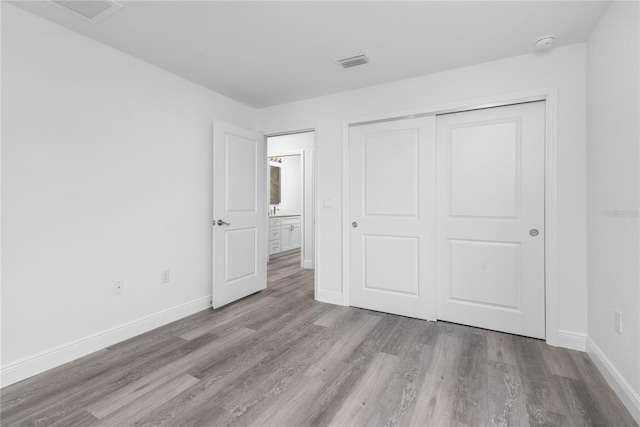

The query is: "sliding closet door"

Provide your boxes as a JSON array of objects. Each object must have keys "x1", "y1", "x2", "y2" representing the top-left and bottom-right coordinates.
[
  {"x1": 436, "y1": 101, "x2": 545, "y2": 338},
  {"x1": 348, "y1": 116, "x2": 437, "y2": 320}
]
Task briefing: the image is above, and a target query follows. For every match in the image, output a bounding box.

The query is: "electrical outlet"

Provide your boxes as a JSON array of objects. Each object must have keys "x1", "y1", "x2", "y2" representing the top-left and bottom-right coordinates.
[
  {"x1": 614, "y1": 309, "x2": 623, "y2": 334},
  {"x1": 161, "y1": 270, "x2": 170, "y2": 284},
  {"x1": 113, "y1": 280, "x2": 124, "y2": 295}
]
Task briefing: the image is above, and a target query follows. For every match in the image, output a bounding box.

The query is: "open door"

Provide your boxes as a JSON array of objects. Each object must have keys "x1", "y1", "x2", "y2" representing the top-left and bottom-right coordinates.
[{"x1": 212, "y1": 120, "x2": 266, "y2": 308}]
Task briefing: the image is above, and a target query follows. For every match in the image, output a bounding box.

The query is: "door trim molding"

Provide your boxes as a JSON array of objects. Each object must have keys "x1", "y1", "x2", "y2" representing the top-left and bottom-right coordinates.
[{"x1": 342, "y1": 88, "x2": 559, "y2": 346}]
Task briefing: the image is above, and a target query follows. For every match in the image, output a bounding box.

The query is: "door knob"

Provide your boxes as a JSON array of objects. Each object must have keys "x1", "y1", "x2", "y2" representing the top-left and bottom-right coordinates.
[
  {"x1": 352, "y1": 222, "x2": 358, "y2": 228},
  {"x1": 529, "y1": 229, "x2": 539, "y2": 237},
  {"x1": 217, "y1": 219, "x2": 231, "y2": 226}
]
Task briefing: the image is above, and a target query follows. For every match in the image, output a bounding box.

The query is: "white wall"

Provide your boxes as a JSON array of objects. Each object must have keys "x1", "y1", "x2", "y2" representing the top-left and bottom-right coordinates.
[
  {"x1": 268, "y1": 132, "x2": 315, "y2": 268},
  {"x1": 257, "y1": 44, "x2": 588, "y2": 342},
  {"x1": 1, "y1": 4, "x2": 256, "y2": 384},
  {"x1": 586, "y1": 1, "x2": 640, "y2": 420}
]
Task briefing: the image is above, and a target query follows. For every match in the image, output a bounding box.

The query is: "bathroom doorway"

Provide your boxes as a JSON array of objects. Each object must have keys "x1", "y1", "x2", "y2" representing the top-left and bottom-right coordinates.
[{"x1": 266, "y1": 130, "x2": 316, "y2": 296}]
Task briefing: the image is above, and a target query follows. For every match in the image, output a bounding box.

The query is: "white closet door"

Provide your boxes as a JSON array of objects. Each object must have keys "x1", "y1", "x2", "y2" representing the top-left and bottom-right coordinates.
[
  {"x1": 348, "y1": 116, "x2": 437, "y2": 320},
  {"x1": 436, "y1": 102, "x2": 545, "y2": 338}
]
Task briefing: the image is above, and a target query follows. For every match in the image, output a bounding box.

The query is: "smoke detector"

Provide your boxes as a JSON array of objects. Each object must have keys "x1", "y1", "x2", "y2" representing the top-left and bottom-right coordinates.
[
  {"x1": 535, "y1": 35, "x2": 555, "y2": 50},
  {"x1": 50, "y1": 0, "x2": 123, "y2": 23},
  {"x1": 336, "y1": 54, "x2": 370, "y2": 69}
]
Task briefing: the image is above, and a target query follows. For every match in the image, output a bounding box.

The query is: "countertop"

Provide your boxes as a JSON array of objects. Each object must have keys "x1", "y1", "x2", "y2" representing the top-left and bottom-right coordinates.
[{"x1": 268, "y1": 213, "x2": 301, "y2": 218}]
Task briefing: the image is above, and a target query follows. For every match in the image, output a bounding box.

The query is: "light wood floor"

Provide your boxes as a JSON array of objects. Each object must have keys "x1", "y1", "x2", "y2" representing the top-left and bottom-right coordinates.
[{"x1": 1, "y1": 253, "x2": 637, "y2": 426}]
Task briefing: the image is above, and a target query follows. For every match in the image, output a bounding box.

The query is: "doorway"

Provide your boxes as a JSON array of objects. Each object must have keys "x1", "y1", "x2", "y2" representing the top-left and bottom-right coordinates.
[
  {"x1": 266, "y1": 131, "x2": 316, "y2": 296},
  {"x1": 268, "y1": 154, "x2": 303, "y2": 259}
]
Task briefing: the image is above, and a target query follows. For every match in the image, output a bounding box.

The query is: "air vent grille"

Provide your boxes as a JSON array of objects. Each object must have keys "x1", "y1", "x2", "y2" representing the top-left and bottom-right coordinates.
[
  {"x1": 51, "y1": 0, "x2": 123, "y2": 22},
  {"x1": 336, "y1": 54, "x2": 370, "y2": 69}
]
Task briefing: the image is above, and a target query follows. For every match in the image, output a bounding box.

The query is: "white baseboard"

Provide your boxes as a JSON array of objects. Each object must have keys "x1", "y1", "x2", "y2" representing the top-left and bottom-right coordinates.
[
  {"x1": 556, "y1": 329, "x2": 586, "y2": 351},
  {"x1": 0, "y1": 296, "x2": 211, "y2": 388},
  {"x1": 303, "y1": 259, "x2": 314, "y2": 269},
  {"x1": 316, "y1": 289, "x2": 344, "y2": 306},
  {"x1": 586, "y1": 337, "x2": 640, "y2": 424}
]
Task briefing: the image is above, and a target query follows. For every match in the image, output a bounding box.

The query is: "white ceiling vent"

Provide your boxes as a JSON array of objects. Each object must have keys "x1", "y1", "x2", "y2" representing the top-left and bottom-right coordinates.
[
  {"x1": 50, "y1": 0, "x2": 123, "y2": 23},
  {"x1": 336, "y1": 54, "x2": 370, "y2": 69}
]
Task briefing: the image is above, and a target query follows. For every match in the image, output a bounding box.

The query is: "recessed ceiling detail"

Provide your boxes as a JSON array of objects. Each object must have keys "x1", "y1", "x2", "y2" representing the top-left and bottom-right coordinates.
[
  {"x1": 50, "y1": 0, "x2": 122, "y2": 23},
  {"x1": 337, "y1": 54, "x2": 370, "y2": 69}
]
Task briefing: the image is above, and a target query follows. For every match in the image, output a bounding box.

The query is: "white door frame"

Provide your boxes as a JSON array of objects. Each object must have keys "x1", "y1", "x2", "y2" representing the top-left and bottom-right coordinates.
[
  {"x1": 342, "y1": 88, "x2": 559, "y2": 346},
  {"x1": 264, "y1": 129, "x2": 317, "y2": 299}
]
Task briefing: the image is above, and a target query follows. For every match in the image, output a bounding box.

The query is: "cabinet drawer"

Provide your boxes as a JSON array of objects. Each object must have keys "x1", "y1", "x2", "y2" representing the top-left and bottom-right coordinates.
[
  {"x1": 281, "y1": 216, "x2": 300, "y2": 225},
  {"x1": 269, "y1": 227, "x2": 281, "y2": 241},
  {"x1": 269, "y1": 217, "x2": 282, "y2": 227},
  {"x1": 269, "y1": 241, "x2": 281, "y2": 254}
]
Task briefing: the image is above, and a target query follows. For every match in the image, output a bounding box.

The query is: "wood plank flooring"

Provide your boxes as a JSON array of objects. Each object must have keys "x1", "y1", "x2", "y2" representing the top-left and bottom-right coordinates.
[{"x1": 1, "y1": 253, "x2": 637, "y2": 426}]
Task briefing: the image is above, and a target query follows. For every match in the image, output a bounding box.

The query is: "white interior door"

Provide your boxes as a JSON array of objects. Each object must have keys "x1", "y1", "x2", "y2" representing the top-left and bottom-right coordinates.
[
  {"x1": 436, "y1": 101, "x2": 545, "y2": 338},
  {"x1": 212, "y1": 120, "x2": 266, "y2": 308},
  {"x1": 348, "y1": 116, "x2": 437, "y2": 320}
]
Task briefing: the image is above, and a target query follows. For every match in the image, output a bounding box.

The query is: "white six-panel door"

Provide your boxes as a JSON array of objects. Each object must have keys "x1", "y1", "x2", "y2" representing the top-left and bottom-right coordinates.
[
  {"x1": 212, "y1": 120, "x2": 266, "y2": 308},
  {"x1": 436, "y1": 102, "x2": 545, "y2": 338},
  {"x1": 348, "y1": 116, "x2": 437, "y2": 320}
]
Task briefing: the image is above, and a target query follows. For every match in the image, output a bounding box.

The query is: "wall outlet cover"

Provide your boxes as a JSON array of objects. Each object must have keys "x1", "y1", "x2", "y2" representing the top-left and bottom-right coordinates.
[
  {"x1": 161, "y1": 270, "x2": 170, "y2": 284},
  {"x1": 113, "y1": 280, "x2": 124, "y2": 295},
  {"x1": 614, "y1": 309, "x2": 622, "y2": 334}
]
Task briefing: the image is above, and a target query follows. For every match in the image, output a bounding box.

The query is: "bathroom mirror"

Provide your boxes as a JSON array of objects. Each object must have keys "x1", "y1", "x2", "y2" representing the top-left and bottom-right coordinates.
[{"x1": 270, "y1": 165, "x2": 281, "y2": 205}]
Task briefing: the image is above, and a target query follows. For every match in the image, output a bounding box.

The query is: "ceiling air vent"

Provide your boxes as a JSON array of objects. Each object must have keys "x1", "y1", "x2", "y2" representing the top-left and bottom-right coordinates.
[
  {"x1": 336, "y1": 54, "x2": 370, "y2": 69},
  {"x1": 50, "y1": 0, "x2": 123, "y2": 23}
]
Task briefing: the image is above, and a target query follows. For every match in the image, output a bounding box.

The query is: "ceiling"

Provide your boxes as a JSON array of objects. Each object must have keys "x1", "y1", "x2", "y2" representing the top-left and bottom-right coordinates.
[{"x1": 10, "y1": 1, "x2": 610, "y2": 108}]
